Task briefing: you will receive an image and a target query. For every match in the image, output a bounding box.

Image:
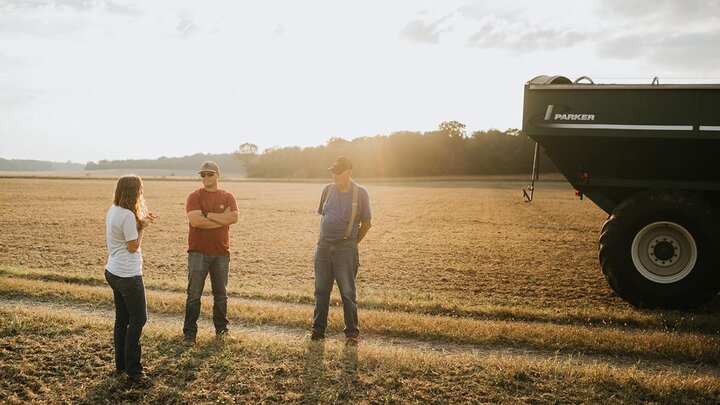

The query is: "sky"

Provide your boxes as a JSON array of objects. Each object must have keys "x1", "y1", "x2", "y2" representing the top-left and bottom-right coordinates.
[{"x1": 1, "y1": 0, "x2": 719, "y2": 163}]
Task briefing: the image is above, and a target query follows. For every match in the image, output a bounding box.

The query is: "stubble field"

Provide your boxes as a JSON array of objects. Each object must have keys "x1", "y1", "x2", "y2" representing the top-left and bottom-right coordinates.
[{"x1": 0, "y1": 177, "x2": 718, "y2": 404}]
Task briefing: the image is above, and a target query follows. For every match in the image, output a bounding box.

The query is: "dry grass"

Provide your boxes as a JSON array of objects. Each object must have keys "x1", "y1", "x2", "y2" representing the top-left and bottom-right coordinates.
[
  {"x1": 1, "y1": 305, "x2": 718, "y2": 404},
  {"x1": 1, "y1": 177, "x2": 719, "y2": 403},
  {"x1": 1, "y1": 276, "x2": 719, "y2": 365},
  {"x1": 3, "y1": 265, "x2": 719, "y2": 335}
]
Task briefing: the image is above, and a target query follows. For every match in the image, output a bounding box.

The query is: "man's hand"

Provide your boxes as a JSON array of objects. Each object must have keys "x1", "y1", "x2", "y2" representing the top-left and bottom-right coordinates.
[
  {"x1": 187, "y1": 210, "x2": 223, "y2": 229},
  {"x1": 187, "y1": 208, "x2": 238, "y2": 228},
  {"x1": 207, "y1": 207, "x2": 238, "y2": 226}
]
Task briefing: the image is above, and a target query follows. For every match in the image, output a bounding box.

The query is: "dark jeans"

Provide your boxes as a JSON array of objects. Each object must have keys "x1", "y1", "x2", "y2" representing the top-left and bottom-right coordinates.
[
  {"x1": 312, "y1": 238, "x2": 360, "y2": 338},
  {"x1": 104, "y1": 270, "x2": 147, "y2": 376},
  {"x1": 183, "y1": 252, "x2": 230, "y2": 339}
]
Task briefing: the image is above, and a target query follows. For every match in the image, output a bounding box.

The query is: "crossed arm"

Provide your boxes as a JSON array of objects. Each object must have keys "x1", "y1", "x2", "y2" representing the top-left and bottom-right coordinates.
[{"x1": 187, "y1": 208, "x2": 238, "y2": 229}]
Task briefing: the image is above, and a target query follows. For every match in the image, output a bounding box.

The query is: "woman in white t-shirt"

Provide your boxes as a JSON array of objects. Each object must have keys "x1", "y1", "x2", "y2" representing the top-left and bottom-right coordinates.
[{"x1": 105, "y1": 175, "x2": 157, "y2": 384}]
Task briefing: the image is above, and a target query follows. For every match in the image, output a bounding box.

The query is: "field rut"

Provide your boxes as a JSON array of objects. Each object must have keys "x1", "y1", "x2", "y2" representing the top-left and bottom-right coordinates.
[
  {"x1": 1, "y1": 283, "x2": 719, "y2": 379},
  {"x1": 2, "y1": 296, "x2": 718, "y2": 380}
]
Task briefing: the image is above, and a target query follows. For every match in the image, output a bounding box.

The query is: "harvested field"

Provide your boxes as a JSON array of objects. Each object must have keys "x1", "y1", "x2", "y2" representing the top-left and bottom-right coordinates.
[
  {"x1": 1, "y1": 177, "x2": 718, "y2": 403},
  {"x1": 0, "y1": 177, "x2": 618, "y2": 309}
]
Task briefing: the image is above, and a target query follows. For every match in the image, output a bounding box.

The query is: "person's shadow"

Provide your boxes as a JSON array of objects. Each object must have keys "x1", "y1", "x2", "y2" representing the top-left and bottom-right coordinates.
[
  {"x1": 302, "y1": 340, "x2": 326, "y2": 401},
  {"x1": 80, "y1": 337, "x2": 223, "y2": 403},
  {"x1": 80, "y1": 373, "x2": 149, "y2": 404},
  {"x1": 303, "y1": 339, "x2": 360, "y2": 401},
  {"x1": 341, "y1": 344, "x2": 358, "y2": 381}
]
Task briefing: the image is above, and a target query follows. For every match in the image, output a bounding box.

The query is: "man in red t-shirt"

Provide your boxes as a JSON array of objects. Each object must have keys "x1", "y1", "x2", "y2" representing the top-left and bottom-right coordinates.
[{"x1": 182, "y1": 161, "x2": 239, "y2": 345}]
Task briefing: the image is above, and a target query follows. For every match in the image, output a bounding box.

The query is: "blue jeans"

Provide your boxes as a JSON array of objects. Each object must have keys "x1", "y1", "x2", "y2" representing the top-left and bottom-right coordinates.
[
  {"x1": 312, "y1": 238, "x2": 360, "y2": 338},
  {"x1": 183, "y1": 252, "x2": 230, "y2": 339},
  {"x1": 105, "y1": 270, "x2": 147, "y2": 376}
]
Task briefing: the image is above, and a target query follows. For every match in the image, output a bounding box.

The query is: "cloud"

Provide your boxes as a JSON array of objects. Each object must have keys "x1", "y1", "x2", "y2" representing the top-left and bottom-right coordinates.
[
  {"x1": 0, "y1": 77, "x2": 48, "y2": 110},
  {"x1": 590, "y1": 0, "x2": 720, "y2": 71},
  {"x1": 0, "y1": 13, "x2": 86, "y2": 37},
  {"x1": 594, "y1": 0, "x2": 720, "y2": 25},
  {"x1": 466, "y1": 19, "x2": 588, "y2": 52},
  {"x1": 54, "y1": 0, "x2": 99, "y2": 12},
  {"x1": 448, "y1": 2, "x2": 592, "y2": 53},
  {"x1": 104, "y1": 1, "x2": 142, "y2": 17},
  {"x1": 0, "y1": 0, "x2": 139, "y2": 14},
  {"x1": 399, "y1": 14, "x2": 453, "y2": 44},
  {"x1": 596, "y1": 28, "x2": 720, "y2": 71},
  {"x1": 272, "y1": 24, "x2": 284, "y2": 38},
  {"x1": 0, "y1": 0, "x2": 46, "y2": 8},
  {"x1": 0, "y1": 51, "x2": 33, "y2": 67},
  {"x1": 0, "y1": 0, "x2": 98, "y2": 12},
  {"x1": 456, "y1": 1, "x2": 526, "y2": 22},
  {"x1": 456, "y1": 0, "x2": 719, "y2": 71},
  {"x1": 176, "y1": 16, "x2": 197, "y2": 37},
  {"x1": 0, "y1": 0, "x2": 141, "y2": 37},
  {"x1": 0, "y1": 90, "x2": 39, "y2": 109}
]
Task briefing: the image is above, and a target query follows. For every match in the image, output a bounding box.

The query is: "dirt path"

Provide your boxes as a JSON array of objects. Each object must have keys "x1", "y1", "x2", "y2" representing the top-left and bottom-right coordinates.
[{"x1": 2, "y1": 296, "x2": 718, "y2": 379}]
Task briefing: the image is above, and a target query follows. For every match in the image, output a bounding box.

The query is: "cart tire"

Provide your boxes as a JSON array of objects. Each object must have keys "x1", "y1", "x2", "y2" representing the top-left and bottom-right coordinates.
[{"x1": 599, "y1": 190, "x2": 720, "y2": 309}]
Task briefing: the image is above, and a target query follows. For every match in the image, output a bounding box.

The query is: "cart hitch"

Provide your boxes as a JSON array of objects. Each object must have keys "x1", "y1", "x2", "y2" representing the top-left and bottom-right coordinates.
[{"x1": 523, "y1": 142, "x2": 540, "y2": 202}]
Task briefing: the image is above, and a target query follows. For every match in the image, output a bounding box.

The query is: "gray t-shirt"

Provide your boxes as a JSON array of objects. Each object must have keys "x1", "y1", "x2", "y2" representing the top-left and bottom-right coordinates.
[{"x1": 318, "y1": 182, "x2": 371, "y2": 242}]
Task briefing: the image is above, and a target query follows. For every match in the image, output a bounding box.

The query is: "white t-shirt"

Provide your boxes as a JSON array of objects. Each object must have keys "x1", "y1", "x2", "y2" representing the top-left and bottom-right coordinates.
[{"x1": 105, "y1": 205, "x2": 142, "y2": 277}]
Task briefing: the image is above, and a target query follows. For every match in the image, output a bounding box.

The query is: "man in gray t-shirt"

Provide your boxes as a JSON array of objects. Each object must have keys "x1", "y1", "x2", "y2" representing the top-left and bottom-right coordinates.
[{"x1": 311, "y1": 156, "x2": 372, "y2": 345}]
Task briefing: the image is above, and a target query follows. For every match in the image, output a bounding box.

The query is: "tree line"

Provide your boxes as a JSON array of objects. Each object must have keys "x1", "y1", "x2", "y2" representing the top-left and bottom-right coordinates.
[
  {"x1": 237, "y1": 122, "x2": 557, "y2": 178},
  {"x1": 0, "y1": 158, "x2": 84, "y2": 172},
  {"x1": 85, "y1": 153, "x2": 246, "y2": 174},
  {"x1": 81, "y1": 122, "x2": 558, "y2": 178}
]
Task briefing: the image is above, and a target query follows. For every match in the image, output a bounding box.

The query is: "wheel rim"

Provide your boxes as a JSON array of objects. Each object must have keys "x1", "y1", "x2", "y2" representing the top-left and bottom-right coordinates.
[{"x1": 631, "y1": 221, "x2": 697, "y2": 284}]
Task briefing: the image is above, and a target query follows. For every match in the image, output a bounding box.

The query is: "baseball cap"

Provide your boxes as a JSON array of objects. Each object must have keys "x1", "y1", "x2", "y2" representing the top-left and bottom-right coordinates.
[
  {"x1": 328, "y1": 156, "x2": 353, "y2": 174},
  {"x1": 198, "y1": 161, "x2": 220, "y2": 173}
]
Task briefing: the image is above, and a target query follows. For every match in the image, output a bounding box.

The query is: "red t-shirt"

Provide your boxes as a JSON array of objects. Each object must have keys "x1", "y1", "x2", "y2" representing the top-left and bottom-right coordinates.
[{"x1": 186, "y1": 188, "x2": 238, "y2": 256}]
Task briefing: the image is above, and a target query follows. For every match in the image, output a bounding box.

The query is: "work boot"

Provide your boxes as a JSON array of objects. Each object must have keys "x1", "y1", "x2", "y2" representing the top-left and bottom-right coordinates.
[
  {"x1": 216, "y1": 330, "x2": 233, "y2": 341},
  {"x1": 182, "y1": 336, "x2": 196, "y2": 347},
  {"x1": 127, "y1": 371, "x2": 149, "y2": 386},
  {"x1": 109, "y1": 369, "x2": 124, "y2": 378},
  {"x1": 309, "y1": 331, "x2": 325, "y2": 341}
]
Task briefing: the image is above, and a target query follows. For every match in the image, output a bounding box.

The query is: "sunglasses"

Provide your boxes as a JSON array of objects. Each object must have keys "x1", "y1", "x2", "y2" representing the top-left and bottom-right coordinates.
[{"x1": 200, "y1": 172, "x2": 215, "y2": 178}]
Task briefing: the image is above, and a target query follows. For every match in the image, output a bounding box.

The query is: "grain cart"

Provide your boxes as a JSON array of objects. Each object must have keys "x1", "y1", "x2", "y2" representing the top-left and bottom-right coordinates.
[{"x1": 522, "y1": 75, "x2": 720, "y2": 309}]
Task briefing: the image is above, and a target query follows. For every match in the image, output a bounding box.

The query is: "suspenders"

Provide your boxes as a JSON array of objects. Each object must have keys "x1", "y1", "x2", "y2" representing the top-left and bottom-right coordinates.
[
  {"x1": 321, "y1": 184, "x2": 334, "y2": 215},
  {"x1": 321, "y1": 182, "x2": 359, "y2": 239},
  {"x1": 347, "y1": 183, "x2": 359, "y2": 239}
]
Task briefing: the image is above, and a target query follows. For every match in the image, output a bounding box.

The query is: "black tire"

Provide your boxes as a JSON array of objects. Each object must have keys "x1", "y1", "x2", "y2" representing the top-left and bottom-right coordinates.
[{"x1": 599, "y1": 190, "x2": 720, "y2": 309}]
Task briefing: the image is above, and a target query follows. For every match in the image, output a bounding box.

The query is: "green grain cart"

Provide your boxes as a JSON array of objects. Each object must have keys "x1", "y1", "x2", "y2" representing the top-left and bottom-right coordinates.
[{"x1": 522, "y1": 75, "x2": 720, "y2": 309}]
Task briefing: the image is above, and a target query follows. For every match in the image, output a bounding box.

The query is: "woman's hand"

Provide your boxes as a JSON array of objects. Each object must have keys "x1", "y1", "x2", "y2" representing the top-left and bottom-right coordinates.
[{"x1": 139, "y1": 212, "x2": 158, "y2": 230}]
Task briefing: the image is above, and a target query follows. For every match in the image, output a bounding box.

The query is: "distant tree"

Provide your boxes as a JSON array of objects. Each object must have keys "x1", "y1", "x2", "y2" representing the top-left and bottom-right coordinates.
[
  {"x1": 236, "y1": 142, "x2": 258, "y2": 155},
  {"x1": 233, "y1": 142, "x2": 259, "y2": 174},
  {"x1": 83, "y1": 153, "x2": 246, "y2": 174},
  {"x1": 439, "y1": 120, "x2": 467, "y2": 139},
  {"x1": 327, "y1": 137, "x2": 349, "y2": 148}
]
